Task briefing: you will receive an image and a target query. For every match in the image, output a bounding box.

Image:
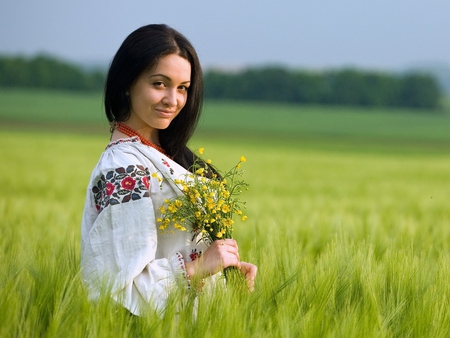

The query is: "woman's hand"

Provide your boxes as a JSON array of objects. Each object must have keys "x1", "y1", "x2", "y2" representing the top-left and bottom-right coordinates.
[
  {"x1": 185, "y1": 239, "x2": 258, "y2": 291},
  {"x1": 239, "y1": 261, "x2": 258, "y2": 292},
  {"x1": 185, "y1": 239, "x2": 240, "y2": 280}
]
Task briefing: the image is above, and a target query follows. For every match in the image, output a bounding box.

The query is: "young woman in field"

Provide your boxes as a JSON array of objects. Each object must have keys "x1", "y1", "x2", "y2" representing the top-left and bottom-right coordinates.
[{"x1": 81, "y1": 24, "x2": 257, "y2": 315}]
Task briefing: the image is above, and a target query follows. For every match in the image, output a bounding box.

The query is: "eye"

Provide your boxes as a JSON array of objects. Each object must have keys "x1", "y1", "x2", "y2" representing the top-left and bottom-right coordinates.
[
  {"x1": 153, "y1": 81, "x2": 165, "y2": 88},
  {"x1": 178, "y1": 85, "x2": 189, "y2": 93}
]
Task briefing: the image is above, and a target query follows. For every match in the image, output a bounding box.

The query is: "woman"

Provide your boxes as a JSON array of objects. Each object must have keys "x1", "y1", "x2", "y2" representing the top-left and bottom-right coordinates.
[{"x1": 81, "y1": 24, "x2": 257, "y2": 316}]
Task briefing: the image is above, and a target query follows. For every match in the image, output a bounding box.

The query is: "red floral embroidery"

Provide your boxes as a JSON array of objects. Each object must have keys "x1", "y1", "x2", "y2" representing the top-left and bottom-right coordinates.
[
  {"x1": 189, "y1": 249, "x2": 202, "y2": 261},
  {"x1": 121, "y1": 176, "x2": 136, "y2": 191},
  {"x1": 161, "y1": 158, "x2": 174, "y2": 175},
  {"x1": 92, "y1": 164, "x2": 151, "y2": 213},
  {"x1": 142, "y1": 176, "x2": 150, "y2": 189},
  {"x1": 106, "y1": 182, "x2": 115, "y2": 196}
]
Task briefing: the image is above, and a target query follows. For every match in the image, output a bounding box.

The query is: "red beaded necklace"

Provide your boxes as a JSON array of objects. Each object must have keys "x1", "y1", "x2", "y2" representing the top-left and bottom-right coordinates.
[{"x1": 116, "y1": 122, "x2": 168, "y2": 156}]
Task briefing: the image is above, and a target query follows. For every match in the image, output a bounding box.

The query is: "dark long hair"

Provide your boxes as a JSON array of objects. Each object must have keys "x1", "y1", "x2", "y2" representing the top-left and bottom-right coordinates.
[{"x1": 104, "y1": 24, "x2": 205, "y2": 171}]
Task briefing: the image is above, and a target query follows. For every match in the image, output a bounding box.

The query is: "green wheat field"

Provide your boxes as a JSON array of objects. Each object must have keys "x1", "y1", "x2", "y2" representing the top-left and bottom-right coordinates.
[{"x1": 1, "y1": 89, "x2": 450, "y2": 337}]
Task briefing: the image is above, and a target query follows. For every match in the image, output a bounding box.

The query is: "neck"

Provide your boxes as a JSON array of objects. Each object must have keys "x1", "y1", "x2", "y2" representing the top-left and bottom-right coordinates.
[{"x1": 115, "y1": 122, "x2": 167, "y2": 155}]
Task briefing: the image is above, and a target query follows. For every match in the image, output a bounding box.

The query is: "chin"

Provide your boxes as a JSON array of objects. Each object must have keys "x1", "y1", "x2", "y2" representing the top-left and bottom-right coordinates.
[
  {"x1": 159, "y1": 119, "x2": 177, "y2": 130},
  {"x1": 153, "y1": 124, "x2": 171, "y2": 131}
]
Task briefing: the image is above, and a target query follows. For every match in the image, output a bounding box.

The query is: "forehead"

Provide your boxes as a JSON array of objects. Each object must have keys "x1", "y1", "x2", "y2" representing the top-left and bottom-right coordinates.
[{"x1": 148, "y1": 54, "x2": 191, "y2": 79}]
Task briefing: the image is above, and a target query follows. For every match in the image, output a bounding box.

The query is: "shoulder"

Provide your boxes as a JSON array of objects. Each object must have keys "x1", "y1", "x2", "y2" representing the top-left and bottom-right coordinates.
[
  {"x1": 90, "y1": 136, "x2": 188, "y2": 185},
  {"x1": 86, "y1": 138, "x2": 159, "y2": 192},
  {"x1": 98, "y1": 137, "x2": 156, "y2": 171},
  {"x1": 87, "y1": 140, "x2": 159, "y2": 213}
]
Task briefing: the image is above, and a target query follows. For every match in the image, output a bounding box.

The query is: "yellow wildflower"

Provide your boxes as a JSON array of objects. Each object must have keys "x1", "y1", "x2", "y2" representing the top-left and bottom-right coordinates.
[
  {"x1": 242, "y1": 216, "x2": 248, "y2": 221},
  {"x1": 157, "y1": 149, "x2": 249, "y2": 243},
  {"x1": 221, "y1": 219, "x2": 230, "y2": 227}
]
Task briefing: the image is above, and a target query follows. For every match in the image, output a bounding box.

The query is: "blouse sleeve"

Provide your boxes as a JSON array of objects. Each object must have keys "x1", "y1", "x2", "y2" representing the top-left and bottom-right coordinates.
[{"x1": 81, "y1": 147, "x2": 188, "y2": 315}]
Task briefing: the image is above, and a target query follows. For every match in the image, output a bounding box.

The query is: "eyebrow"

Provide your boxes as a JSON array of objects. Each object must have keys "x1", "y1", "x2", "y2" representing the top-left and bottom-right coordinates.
[{"x1": 149, "y1": 74, "x2": 190, "y2": 84}]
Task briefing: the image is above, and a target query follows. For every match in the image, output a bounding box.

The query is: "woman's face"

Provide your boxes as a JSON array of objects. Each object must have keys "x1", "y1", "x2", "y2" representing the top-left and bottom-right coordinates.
[{"x1": 126, "y1": 53, "x2": 191, "y2": 143}]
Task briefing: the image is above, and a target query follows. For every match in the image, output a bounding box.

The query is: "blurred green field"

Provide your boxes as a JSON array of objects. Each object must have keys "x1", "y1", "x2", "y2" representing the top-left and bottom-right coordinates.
[
  {"x1": 1, "y1": 88, "x2": 450, "y2": 154},
  {"x1": 1, "y1": 89, "x2": 450, "y2": 336}
]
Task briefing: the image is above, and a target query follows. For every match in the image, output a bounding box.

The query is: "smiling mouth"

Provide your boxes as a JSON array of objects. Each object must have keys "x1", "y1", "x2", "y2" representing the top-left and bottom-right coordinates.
[{"x1": 156, "y1": 109, "x2": 176, "y2": 117}]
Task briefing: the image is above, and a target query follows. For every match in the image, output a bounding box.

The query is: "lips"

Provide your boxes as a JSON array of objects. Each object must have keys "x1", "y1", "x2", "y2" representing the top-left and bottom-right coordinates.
[{"x1": 155, "y1": 109, "x2": 176, "y2": 117}]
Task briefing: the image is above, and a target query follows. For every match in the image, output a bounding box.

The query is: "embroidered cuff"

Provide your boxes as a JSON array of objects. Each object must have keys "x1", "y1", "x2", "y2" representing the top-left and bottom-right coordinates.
[{"x1": 170, "y1": 251, "x2": 190, "y2": 290}]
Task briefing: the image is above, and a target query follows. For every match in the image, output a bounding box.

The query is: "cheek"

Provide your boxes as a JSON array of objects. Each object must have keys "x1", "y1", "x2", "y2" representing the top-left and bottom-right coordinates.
[
  {"x1": 146, "y1": 90, "x2": 163, "y2": 105},
  {"x1": 179, "y1": 94, "x2": 188, "y2": 109}
]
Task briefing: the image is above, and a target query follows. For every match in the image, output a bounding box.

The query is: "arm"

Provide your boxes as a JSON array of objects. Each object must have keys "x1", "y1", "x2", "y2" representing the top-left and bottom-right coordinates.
[{"x1": 81, "y1": 160, "x2": 187, "y2": 315}]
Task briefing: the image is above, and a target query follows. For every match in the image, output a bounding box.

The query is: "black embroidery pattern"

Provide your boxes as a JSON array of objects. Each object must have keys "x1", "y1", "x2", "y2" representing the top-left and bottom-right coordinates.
[
  {"x1": 189, "y1": 248, "x2": 202, "y2": 261},
  {"x1": 92, "y1": 165, "x2": 151, "y2": 212},
  {"x1": 161, "y1": 158, "x2": 174, "y2": 175}
]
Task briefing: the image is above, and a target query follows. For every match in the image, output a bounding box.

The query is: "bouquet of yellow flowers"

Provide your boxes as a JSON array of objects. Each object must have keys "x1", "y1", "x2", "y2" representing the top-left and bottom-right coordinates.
[{"x1": 157, "y1": 148, "x2": 248, "y2": 282}]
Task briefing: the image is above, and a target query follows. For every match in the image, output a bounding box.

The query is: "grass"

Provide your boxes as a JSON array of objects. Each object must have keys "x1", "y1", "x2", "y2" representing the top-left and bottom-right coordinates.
[
  {"x1": 1, "y1": 89, "x2": 450, "y2": 336},
  {"x1": 1, "y1": 88, "x2": 450, "y2": 149},
  {"x1": 201, "y1": 99, "x2": 450, "y2": 142}
]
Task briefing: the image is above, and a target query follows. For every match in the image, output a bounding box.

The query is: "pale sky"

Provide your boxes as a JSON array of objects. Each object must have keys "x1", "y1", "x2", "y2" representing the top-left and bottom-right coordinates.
[{"x1": 1, "y1": 0, "x2": 449, "y2": 70}]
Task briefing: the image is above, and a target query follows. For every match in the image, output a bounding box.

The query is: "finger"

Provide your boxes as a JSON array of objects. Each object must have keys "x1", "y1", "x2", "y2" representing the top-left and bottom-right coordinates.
[
  {"x1": 222, "y1": 238, "x2": 238, "y2": 249},
  {"x1": 226, "y1": 251, "x2": 241, "y2": 268},
  {"x1": 247, "y1": 279, "x2": 255, "y2": 292},
  {"x1": 241, "y1": 262, "x2": 257, "y2": 280},
  {"x1": 216, "y1": 239, "x2": 235, "y2": 248},
  {"x1": 218, "y1": 241, "x2": 240, "y2": 259},
  {"x1": 214, "y1": 248, "x2": 240, "y2": 269},
  {"x1": 242, "y1": 263, "x2": 257, "y2": 292},
  {"x1": 248, "y1": 264, "x2": 258, "y2": 279}
]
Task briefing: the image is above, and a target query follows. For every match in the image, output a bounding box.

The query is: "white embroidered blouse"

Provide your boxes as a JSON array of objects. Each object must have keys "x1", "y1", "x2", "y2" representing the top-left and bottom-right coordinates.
[{"x1": 81, "y1": 137, "x2": 210, "y2": 315}]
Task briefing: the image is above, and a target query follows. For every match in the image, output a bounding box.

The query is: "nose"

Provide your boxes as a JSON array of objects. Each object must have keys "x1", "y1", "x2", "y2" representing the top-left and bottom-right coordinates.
[{"x1": 163, "y1": 88, "x2": 177, "y2": 107}]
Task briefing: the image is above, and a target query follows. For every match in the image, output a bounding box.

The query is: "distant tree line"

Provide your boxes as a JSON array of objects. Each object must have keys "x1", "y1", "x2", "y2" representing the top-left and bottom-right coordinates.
[
  {"x1": 0, "y1": 55, "x2": 442, "y2": 108},
  {"x1": 0, "y1": 54, "x2": 105, "y2": 91},
  {"x1": 204, "y1": 66, "x2": 442, "y2": 109}
]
